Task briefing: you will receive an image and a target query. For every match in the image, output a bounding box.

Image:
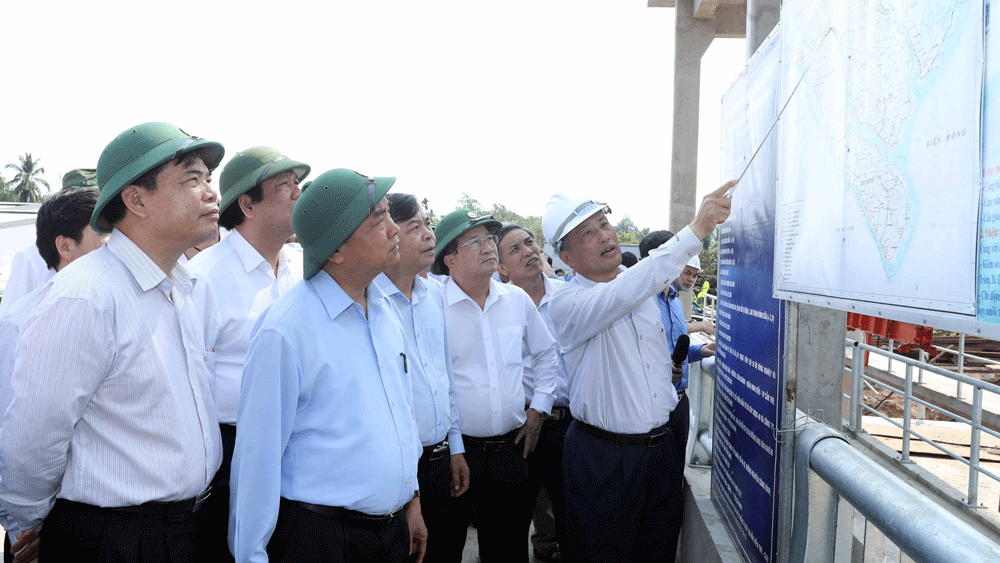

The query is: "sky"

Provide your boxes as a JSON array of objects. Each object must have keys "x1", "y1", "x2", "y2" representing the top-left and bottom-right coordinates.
[{"x1": 1, "y1": 1, "x2": 746, "y2": 233}]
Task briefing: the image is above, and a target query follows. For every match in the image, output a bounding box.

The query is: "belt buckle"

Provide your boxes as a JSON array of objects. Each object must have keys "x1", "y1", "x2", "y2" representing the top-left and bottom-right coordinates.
[
  {"x1": 549, "y1": 409, "x2": 563, "y2": 421},
  {"x1": 432, "y1": 440, "x2": 449, "y2": 455},
  {"x1": 648, "y1": 430, "x2": 668, "y2": 448},
  {"x1": 192, "y1": 487, "x2": 212, "y2": 512}
]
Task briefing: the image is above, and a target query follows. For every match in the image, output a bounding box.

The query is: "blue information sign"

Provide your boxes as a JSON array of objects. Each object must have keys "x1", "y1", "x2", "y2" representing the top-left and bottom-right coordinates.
[{"x1": 715, "y1": 28, "x2": 784, "y2": 563}]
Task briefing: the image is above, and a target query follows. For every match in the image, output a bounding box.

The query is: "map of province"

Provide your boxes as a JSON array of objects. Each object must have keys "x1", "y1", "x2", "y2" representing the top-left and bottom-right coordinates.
[{"x1": 776, "y1": 0, "x2": 981, "y2": 315}]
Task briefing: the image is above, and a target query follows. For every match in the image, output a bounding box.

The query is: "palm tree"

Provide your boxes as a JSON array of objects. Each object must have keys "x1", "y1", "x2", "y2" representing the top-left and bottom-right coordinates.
[
  {"x1": 0, "y1": 175, "x2": 11, "y2": 201},
  {"x1": 4, "y1": 153, "x2": 50, "y2": 203}
]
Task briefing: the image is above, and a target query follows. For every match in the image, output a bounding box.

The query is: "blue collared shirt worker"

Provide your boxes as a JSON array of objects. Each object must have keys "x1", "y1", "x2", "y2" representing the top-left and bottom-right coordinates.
[
  {"x1": 377, "y1": 192, "x2": 471, "y2": 563},
  {"x1": 431, "y1": 209, "x2": 559, "y2": 563},
  {"x1": 543, "y1": 181, "x2": 734, "y2": 563},
  {"x1": 229, "y1": 169, "x2": 426, "y2": 563},
  {"x1": 0, "y1": 123, "x2": 226, "y2": 563}
]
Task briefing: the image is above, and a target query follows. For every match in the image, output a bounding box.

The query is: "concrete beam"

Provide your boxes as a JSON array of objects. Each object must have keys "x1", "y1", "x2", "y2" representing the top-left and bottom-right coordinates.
[
  {"x1": 746, "y1": 0, "x2": 779, "y2": 57},
  {"x1": 669, "y1": 0, "x2": 715, "y2": 234},
  {"x1": 714, "y1": 4, "x2": 747, "y2": 38},
  {"x1": 648, "y1": 0, "x2": 676, "y2": 7},
  {"x1": 694, "y1": 0, "x2": 721, "y2": 18}
]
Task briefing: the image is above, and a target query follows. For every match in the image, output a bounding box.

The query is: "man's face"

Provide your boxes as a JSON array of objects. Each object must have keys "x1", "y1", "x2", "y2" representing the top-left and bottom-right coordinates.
[
  {"x1": 142, "y1": 156, "x2": 219, "y2": 249},
  {"x1": 559, "y1": 211, "x2": 620, "y2": 280},
  {"x1": 447, "y1": 225, "x2": 498, "y2": 278},
  {"x1": 253, "y1": 170, "x2": 301, "y2": 238},
  {"x1": 335, "y1": 197, "x2": 400, "y2": 272},
  {"x1": 395, "y1": 208, "x2": 436, "y2": 272},
  {"x1": 675, "y1": 265, "x2": 700, "y2": 291},
  {"x1": 498, "y1": 228, "x2": 542, "y2": 282}
]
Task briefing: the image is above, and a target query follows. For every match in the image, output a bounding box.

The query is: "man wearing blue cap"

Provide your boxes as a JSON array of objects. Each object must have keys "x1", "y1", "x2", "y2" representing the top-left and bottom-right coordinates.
[
  {"x1": 230, "y1": 169, "x2": 426, "y2": 563},
  {"x1": 188, "y1": 146, "x2": 310, "y2": 561},
  {"x1": 0, "y1": 122, "x2": 225, "y2": 561}
]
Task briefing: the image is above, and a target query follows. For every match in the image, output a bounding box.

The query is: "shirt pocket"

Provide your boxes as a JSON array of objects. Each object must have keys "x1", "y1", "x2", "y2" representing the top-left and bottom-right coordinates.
[{"x1": 498, "y1": 326, "x2": 524, "y2": 366}]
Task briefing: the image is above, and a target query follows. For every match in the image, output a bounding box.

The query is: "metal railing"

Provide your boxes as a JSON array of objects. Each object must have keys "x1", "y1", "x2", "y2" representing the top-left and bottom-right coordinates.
[
  {"x1": 794, "y1": 420, "x2": 1000, "y2": 563},
  {"x1": 847, "y1": 339, "x2": 1000, "y2": 508}
]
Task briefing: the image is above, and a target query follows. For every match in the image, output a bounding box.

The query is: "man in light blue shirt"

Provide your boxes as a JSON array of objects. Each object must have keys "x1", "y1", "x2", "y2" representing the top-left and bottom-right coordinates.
[
  {"x1": 229, "y1": 169, "x2": 425, "y2": 563},
  {"x1": 377, "y1": 192, "x2": 471, "y2": 562}
]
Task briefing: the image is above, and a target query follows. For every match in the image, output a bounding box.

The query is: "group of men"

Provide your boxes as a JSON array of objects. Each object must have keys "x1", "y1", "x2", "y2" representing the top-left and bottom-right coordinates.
[{"x1": 0, "y1": 120, "x2": 734, "y2": 563}]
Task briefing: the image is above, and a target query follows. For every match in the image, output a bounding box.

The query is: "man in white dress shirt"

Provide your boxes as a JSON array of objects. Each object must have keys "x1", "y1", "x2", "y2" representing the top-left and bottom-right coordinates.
[
  {"x1": 432, "y1": 209, "x2": 560, "y2": 563},
  {"x1": 542, "y1": 181, "x2": 734, "y2": 563},
  {"x1": 187, "y1": 146, "x2": 310, "y2": 561},
  {"x1": 0, "y1": 182, "x2": 106, "y2": 563},
  {"x1": 496, "y1": 223, "x2": 571, "y2": 563},
  {"x1": 0, "y1": 122, "x2": 225, "y2": 562}
]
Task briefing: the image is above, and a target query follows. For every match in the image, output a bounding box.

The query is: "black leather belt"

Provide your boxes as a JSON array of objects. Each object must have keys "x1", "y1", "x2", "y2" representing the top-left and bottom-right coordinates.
[
  {"x1": 576, "y1": 420, "x2": 670, "y2": 448},
  {"x1": 294, "y1": 499, "x2": 404, "y2": 529},
  {"x1": 549, "y1": 406, "x2": 572, "y2": 421},
  {"x1": 462, "y1": 429, "x2": 518, "y2": 452},
  {"x1": 104, "y1": 487, "x2": 211, "y2": 516},
  {"x1": 422, "y1": 439, "x2": 449, "y2": 461}
]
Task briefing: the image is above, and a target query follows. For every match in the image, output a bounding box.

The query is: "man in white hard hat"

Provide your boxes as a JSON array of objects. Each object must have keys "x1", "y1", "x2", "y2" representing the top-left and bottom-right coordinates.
[{"x1": 542, "y1": 180, "x2": 734, "y2": 563}]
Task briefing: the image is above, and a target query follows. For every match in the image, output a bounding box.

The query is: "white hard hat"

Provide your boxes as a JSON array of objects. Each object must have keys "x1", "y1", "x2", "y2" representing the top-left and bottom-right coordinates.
[
  {"x1": 687, "y1": 254, "x2": 701, "y2": 270},
  {"x1": 543, "y1": 193, "x2": 610, "y2": 252}
]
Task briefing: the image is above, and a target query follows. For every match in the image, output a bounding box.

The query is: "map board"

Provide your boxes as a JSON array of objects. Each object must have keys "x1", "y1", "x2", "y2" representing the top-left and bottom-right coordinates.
[
  {"x1": 774, "y1": 0, "x2": 987, "y2": 333},
  {"x1": 716, "y1": 28, "x2": 784, "y2": 563},
  {"x1": 978, "y1": 0, "x2": 1000, "y2": 322}
]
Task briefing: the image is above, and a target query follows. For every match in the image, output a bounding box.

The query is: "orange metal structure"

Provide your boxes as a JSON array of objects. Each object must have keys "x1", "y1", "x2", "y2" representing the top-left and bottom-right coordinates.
[{"x1": 847, "y1": 313, "x2": 935, "y2": 364}]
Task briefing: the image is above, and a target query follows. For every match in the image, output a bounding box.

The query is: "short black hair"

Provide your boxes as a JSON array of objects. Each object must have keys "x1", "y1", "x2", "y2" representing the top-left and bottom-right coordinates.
[
  {"x1": 218, "y1": 184, "x2": 264, "y2": 231},
  {"x1": 387, "y1": 193, "x2": 421, "y2": 225},
  {"x1": 100, "y1": 148, "x2": 213, "y2": 229},
  {"x1": 621, "y1": 251, "x2": 638, "y2": 268},
  {"x1": 639, "y1": 229, "x2": 674, "y2": 259},
  {"x1": 36, "y1": 186, "x2": 100, "y2": 270},
  {"x1": 495, "y1": 223, "x2": 533, "y2": 264}
]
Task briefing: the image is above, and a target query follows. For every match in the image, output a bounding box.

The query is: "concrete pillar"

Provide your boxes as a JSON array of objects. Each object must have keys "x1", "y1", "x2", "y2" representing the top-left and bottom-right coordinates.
[
  {"x1": 669, "y1": 0, "x2": 715, "y2": 235},
  {"x1": 746, "y1": 0, "x2": 779, "y2": 58}
]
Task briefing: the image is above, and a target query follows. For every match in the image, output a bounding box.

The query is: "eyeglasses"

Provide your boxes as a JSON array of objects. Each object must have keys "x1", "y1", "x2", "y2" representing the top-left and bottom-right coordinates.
[{"x1": 458, "y1": 234, "x2": 499, "y2": 251}]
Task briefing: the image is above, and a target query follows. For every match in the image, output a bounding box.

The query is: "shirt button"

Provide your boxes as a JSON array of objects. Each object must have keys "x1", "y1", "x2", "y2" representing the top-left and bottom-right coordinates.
[
  {"x1": 646, "y1": 364, "x2": 650, "y2": 369},
  {"x1": 653, "y1": 393, "x2": 658, "y2": 398}
]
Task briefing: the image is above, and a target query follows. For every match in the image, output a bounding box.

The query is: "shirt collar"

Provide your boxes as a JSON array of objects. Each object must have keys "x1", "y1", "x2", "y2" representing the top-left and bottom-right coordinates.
[
  {"x1": 310, "y1": 270, "x2": 389, "y2": 320},
  {"x1": 106, "y1": 229, "x2": 194, "y2": 295},
  {"x1": 505, "y1": 274, "x2": 559, "y2": 307},
  {"x1": 228, "y1": 229, "x2": 273, "y2": 275},
  {"x1": 445, "y1": 276, "x2": 508, "y2": 307},
  {"x1": 374, "y1": 273, "x2": 429, "y2": 304}
]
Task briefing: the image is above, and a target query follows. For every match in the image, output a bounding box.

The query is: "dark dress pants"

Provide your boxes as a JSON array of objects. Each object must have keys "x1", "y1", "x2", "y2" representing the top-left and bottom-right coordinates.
[
  {"x1": 40, "y1": 499, "x2": 205, "y2": 563},
  {"x1": 417, "y1": 442, "x2": 466, "y2": 563},
  {"x1": 445, "y1": 431, "x2": 534, "y2": 563},
  {"x1": 663, "y1": 393, "x2": 690, "y2": 562},
  {"x1": 266, "y1": 498, "x2": 410, "y2": 563},
  {"x1": 562, "y1": 420, "x2": 682, "y2": 563},
  {"x1": 528, "y1": 409, "x2": 572, "y2": 560},
  {"x1": 201, "y1": 422, "x2": 236, "y2": 562}
]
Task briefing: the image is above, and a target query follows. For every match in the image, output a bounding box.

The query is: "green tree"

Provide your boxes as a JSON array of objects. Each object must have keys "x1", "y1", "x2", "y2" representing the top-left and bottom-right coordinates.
[
  {"x1": 420, "y1": 197, "x2": 439, "y2": 224},
  {"x1": 0, "y1": 174, "x2": 14, "y2": 202},
  {"x1": 453, "y1": 193, "x2": 547, "y2": 248},
  {"x1": 5, "y1": 153, "x2": 50, "y2": 203}
]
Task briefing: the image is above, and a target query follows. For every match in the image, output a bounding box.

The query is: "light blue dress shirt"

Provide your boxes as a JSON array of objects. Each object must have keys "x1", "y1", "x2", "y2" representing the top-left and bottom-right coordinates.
[
  {"x1": 230, "y1": 271, "x2": 422, "y2": 563},
  {"x1": 656, "y1": 283, "x2": 705, "y2": 393},
  {"x1": 376, "y1": 273, "x2": 465, "y2": 453}
]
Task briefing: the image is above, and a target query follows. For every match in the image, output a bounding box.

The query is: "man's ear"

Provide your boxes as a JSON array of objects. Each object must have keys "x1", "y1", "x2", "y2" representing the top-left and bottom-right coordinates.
[
  {"x1": 497, "y1": 261, "x2": 509, "y2": 279},
  {"x1": 238, "y1": 193, "x2": 255, "y2": 220},
  {"x1": 443, "y1": 253, "x2": 458, "y2": 273},
  {"x1": 559, "y1": 249, "x2": 575, "y2": 271},
  {"x1": 327, "y1": 249, "x2": 346, "y2": 266},
  {"x1": 54, "y1": 235, "x2": 75, "y2": 264},
  {"x1": 121, "y1": 185, "x2": 149, "y2": 219}
]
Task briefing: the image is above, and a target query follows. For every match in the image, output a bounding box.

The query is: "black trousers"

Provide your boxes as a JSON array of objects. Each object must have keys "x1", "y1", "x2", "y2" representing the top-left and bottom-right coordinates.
[
  {"x1": 527, "y1": 408, "x2": 572, "y2": 559},
  {"x1": 202, "y1": 423, "x2": 236, "y2": 562},
  {"x1": 562, "y1": 420, "x2": 682, "y2": 563},
  {"x1": 446, "y1": 431, "x2": 534, "y2": 563},
  {"x1": 40, "y1": 499, "x2": 205, "y2": 562},
  {"x1": 417, "y1": 442, "x2": 466, "y2": 563},
  {"x1": 663, "y1": 393, "x2": 690, "y2": 562},
  {"x1": 266, "y1": 498, "x2": 410, "y2": 563}
]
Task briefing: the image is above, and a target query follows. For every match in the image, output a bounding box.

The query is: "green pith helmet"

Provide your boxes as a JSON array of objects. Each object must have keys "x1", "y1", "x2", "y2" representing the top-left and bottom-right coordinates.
[
  {"x1": 218, "y1": 146, "x2": 310, "y2": 214},
  {"x1": 62, "y1": 168, "x2": 98, "y2": 189},
  {"x1": 292, "y1": 168, "x2": 395, "y2": 279},
  {"x1": 431, "y1": 209, "x2": 501, "y2": 276},
  {"x1": 92, "y1": 122, "x2": 224, "y2": 233}
]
